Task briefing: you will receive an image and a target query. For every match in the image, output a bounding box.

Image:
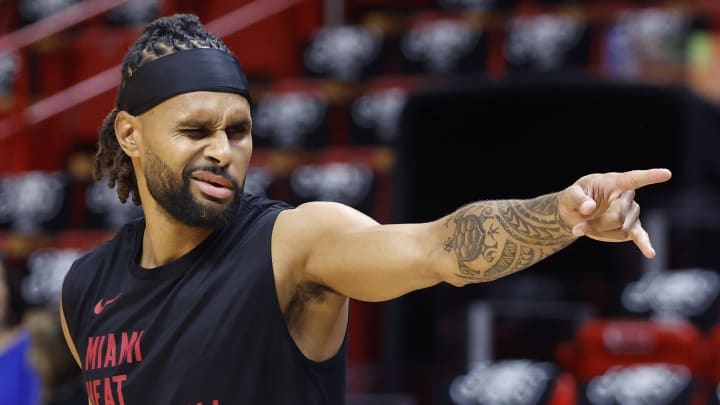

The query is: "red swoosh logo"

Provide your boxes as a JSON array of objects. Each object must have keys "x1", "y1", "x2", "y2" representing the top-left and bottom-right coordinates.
[{"x1": 93, "y1": 294, "x2": 122, "y2": 315}]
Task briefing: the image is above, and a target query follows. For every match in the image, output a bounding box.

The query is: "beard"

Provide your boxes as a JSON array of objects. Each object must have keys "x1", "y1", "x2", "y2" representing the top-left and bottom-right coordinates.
[{"x1": 143, "y1": 147, "x2": 243, "y2": 228}]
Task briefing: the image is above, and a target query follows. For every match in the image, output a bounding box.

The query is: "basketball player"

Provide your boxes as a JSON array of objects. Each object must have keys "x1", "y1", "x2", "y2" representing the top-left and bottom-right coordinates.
[{"x1": 59, "y1": 13, "x2": 672, "y2": 405}]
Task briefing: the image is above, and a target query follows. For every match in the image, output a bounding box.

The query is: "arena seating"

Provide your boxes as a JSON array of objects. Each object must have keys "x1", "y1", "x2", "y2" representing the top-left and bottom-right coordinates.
[{"x1": 3, "y1": 1, "x2": 720, "y2": 405}]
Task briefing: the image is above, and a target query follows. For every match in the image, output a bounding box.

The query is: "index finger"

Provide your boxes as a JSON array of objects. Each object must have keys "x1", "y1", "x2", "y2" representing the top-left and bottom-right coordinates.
[{"x1": 615, "y1": 168, "x2": 672, "y2": 191}]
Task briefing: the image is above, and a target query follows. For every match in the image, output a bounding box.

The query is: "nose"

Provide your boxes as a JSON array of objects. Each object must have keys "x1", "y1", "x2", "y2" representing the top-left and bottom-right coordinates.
[{"x1": 204, "y1": 130, "x2": 231, "y2": 167}]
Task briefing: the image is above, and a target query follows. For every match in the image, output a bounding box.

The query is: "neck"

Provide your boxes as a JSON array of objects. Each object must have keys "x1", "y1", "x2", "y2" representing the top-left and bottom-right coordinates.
[{"x1": 140, "y1": 205, "x2": 215, "y2": 269}]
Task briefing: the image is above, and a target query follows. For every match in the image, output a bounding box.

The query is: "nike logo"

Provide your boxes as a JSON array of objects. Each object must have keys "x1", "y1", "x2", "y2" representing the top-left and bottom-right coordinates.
[{"x1": 93, "y1": 294, "x2": 122, "y2": 315}]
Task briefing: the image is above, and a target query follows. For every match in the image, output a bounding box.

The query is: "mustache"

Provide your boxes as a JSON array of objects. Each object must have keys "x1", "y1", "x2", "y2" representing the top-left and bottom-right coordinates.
[{"x1": 183, "y1": 165, "x2": 241, "y2": 190}]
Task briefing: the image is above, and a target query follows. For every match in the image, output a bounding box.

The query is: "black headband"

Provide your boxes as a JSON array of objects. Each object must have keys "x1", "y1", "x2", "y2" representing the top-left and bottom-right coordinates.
[{"x1": 116, "y1": 48, "x2": 251, "y2": 115}]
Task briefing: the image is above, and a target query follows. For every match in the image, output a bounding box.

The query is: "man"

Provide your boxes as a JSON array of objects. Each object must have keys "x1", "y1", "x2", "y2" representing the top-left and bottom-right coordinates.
[{"x1": 60, "y1": 13, "x2": 672, "y2": 405}]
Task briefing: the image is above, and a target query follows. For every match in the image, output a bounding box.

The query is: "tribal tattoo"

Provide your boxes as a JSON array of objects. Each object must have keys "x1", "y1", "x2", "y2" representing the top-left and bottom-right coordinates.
[{"x1": 442, "y1": 193, "x2": 576, "y2": 282}]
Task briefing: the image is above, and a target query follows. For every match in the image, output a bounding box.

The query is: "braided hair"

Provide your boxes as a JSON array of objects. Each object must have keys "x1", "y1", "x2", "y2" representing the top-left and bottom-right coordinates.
[{"x1": 95, "y1": 14, "x2": 234, "y2": 205}]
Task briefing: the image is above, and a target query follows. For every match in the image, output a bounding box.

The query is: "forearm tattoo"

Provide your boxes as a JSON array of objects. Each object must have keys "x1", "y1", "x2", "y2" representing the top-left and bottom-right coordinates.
[{"x1": 443, "y1": 193, "x2": 576, "y2": 282}]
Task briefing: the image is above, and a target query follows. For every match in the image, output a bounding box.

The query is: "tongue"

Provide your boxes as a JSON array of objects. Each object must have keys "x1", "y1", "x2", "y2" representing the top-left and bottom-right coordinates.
[{"x1": 195, "y1": 180, "x2": 233, "y2": 200}]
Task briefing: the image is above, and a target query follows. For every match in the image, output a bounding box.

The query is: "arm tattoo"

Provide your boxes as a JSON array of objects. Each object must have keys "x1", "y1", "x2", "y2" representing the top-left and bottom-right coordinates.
[{"x1": 443, "y1": 193, "x2": 576, "y2": 282}]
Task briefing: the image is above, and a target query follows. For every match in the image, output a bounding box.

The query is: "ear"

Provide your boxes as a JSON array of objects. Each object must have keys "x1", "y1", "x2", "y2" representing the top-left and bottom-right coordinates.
[{"x1": 114, "y1": 111, "x2": 141, "y2": 157}]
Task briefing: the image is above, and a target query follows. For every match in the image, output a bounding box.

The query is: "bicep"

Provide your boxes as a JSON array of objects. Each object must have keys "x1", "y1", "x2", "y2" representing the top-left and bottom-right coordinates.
[{"x1": 279, "y1": 202, "x2": 449, "y2": 302}]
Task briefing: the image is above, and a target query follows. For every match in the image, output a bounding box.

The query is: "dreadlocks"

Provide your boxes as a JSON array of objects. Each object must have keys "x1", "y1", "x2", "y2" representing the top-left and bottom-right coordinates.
[{"x1": 94, "y1": 13, "x2": 234, "y2": 205}]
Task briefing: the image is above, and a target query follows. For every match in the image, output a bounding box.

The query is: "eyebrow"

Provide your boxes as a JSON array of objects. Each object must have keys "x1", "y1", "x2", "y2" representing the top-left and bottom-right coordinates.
[{"x1": 176, "y1": 117, "x2": 251, "y2": 129}]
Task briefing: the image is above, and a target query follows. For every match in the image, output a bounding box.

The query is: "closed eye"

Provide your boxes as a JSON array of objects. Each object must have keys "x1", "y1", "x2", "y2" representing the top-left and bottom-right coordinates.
[
  {"x1": 180, "y1": 128, "x2": 211, "y2": 138},
  {"x1": 226, "y1": 122, "x2": 251, "y2": 139}
]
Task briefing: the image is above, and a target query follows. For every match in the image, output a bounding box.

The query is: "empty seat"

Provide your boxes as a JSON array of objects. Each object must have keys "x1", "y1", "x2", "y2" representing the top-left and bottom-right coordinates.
[
  {"x1": 399, "y1": 11, "x2": 487, "y2": 75},
  {"x1": 0, "y1": 171, "x2": 67, "y2": 234},
  {"x1": 289, "y1": 147, "x2": 395, "y2": 221},
  {"x1": 620, "y1": 268, "x2": 720, "y2": 333},
  {"x1": 83, "y1": 179, "x2": 144, "y2": 230},
  {"x1": 251, "y1": 80, "x2": 331, "y2": 149},
  {"x1": 349, "y1": 75, "x2": 421, "y2": 146},
  {"x1": 22, "y1": 246, "x2": 85, "y2": 306},
  {"x1": 503, "y1": 12, "x2": 591, "y2": 73},
  {"x1": 303, "y1": 24, "x2": 386, "y2": 81},
  {"x1": 450, "y1": 359, "x2": 578, "y2": 405},
  {"x1": 556, "y1": 318, "x2": 707, "y2": 404},
  {"x1": 577, "y1": 362, "x2": 698, "y2": 405},
  {"x1": 289, "y1": 159, "x2": 376, "y2": 213}
]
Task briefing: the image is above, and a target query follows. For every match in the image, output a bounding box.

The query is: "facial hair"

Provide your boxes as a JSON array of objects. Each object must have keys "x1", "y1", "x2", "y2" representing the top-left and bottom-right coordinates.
[{"x1": 143, "y1": 146, "x2": 242, "y2": 228}]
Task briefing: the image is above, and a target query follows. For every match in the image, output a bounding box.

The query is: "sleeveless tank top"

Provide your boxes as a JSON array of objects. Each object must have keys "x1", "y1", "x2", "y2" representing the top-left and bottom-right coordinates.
[{"x1": 61, "y1": 194, "x2": 348, "y2": 405}]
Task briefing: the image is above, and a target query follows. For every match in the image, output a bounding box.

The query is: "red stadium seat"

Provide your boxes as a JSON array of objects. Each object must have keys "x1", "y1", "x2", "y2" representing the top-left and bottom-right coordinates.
[
  {"x1": 556, "y1": 318, "x2": 709, "y2": 405},
  {"x1": 556, "y1": 318, "x2": 706, "y2": 382}
]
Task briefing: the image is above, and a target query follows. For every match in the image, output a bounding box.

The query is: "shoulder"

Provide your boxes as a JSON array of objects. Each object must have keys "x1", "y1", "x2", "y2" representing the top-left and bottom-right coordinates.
[
  {"x1": 273, "y1": 201, "x2": 378, "y2": 265},
  {"x1": 62, "y1": 219, "x2": 140, "y2": 291},
  {"x1": 277, "y1": 201, "x2": 378, "y2": 233}
]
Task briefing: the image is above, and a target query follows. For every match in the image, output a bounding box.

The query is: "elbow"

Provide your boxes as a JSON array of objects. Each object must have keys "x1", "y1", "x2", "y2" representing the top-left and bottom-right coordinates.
[
  {"x1": 435, "y1": 260, "x2": 496, "y2": 287},
  {"x1": 427, "y1": 248, "x2": 475, "y2": 288},
  {"x1": 432, "y1": 263, "x2": 474, "y2": 288},
  {"x1": 445, "y1": 274, "x2": 471, "y2": 288}
]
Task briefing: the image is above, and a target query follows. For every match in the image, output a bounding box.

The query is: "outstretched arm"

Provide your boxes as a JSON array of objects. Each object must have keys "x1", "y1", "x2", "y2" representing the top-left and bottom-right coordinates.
[
  {"x1": 440, "y1": 192, "x2": 578, "y2": 284},
  {"x1": 276, "y1": 168, "x2": 672, "y2": 302},
  {"x1": 442, "y1": 168, "x2": 672, "y2": 283}
]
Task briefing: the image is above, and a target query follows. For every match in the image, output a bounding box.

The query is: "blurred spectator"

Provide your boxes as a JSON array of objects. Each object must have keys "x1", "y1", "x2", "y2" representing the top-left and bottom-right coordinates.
[
  {"x1": 0, "y1": 257, "x2": 41, "y2": 405},
  {"x1": 603, "y1": 7, "x2": 690, "y2": 83},
  {"x1": 23, "y1": 307, "x2": 85, "y2": 405}
]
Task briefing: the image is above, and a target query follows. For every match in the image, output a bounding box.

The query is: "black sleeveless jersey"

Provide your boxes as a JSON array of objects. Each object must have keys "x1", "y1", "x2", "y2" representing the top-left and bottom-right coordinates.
[{"x1": 61, "y1": 194, "x2": 348, "y2": 405}]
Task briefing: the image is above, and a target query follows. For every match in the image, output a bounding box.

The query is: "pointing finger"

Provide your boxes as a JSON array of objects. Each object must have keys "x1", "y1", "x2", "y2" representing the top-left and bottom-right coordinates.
[{"x1": 615, "y1": 168, "x2": 672, "y2": 192}]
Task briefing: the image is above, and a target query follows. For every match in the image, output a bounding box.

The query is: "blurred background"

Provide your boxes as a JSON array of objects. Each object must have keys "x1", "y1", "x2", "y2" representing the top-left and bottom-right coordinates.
[{"x1": 1, "y1": 0, "x2": 720, "y2": 404}]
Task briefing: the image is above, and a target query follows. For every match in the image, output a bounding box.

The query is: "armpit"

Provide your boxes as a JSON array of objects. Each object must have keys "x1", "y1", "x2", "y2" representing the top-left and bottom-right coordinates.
[{"x1": 285, "y1": 282, "x2": 337, "y2": 324}]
